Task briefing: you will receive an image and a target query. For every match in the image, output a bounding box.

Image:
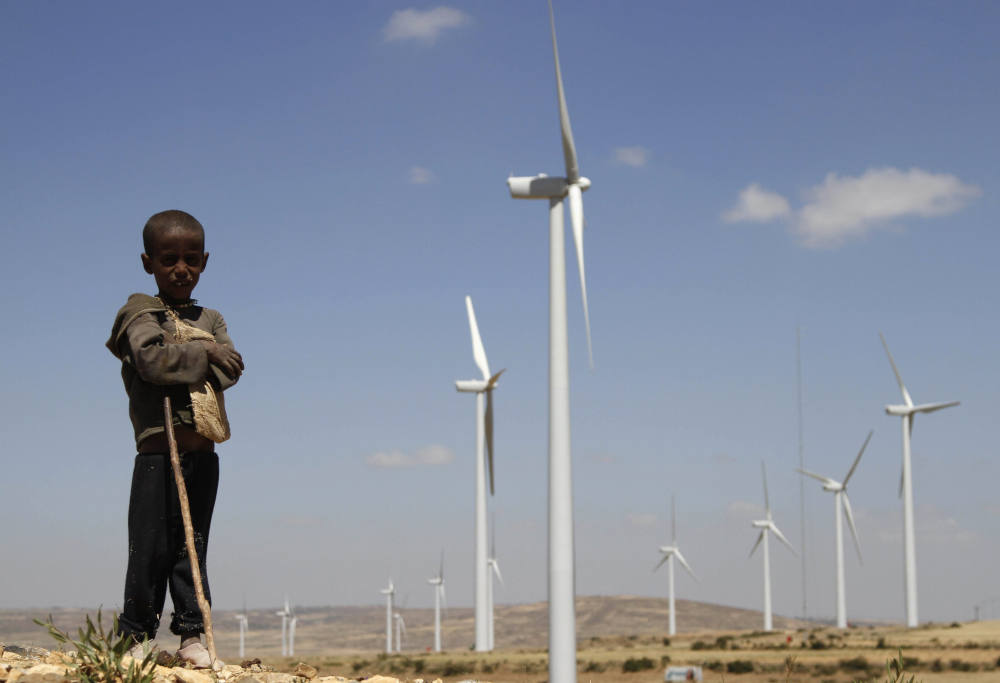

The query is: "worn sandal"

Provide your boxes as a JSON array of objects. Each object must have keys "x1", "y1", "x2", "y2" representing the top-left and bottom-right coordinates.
[{"x1": 176, "y1": 642, "x2": 224, "y2": 671}]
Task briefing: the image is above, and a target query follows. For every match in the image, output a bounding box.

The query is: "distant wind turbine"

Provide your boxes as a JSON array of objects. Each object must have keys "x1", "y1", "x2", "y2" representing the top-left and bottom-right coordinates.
[
  {"x1": 276, "y1": 597, "x2": 291, "y2": 656},
  {"x1": 428, "y1": 551, "x2": 446, "y2": 652},
  {"x1": 505, "y1": 3, "x2": 594, "y2": 680},
  {"x1": 455, "y1": 295, "x2": 504, "y2": 651},
  {"x1": 393, "y1": 612, "x2": 406, "y2": 653},
  {"x1": 487, "y1": 521, "x2": 503, "y2": 650},
  {"x1": 797, "y1": 430, "x2": 872, "y2": 628},
  {"x1": 380, "y1": 579, "x2": 395, "y2": 654},
  {"x1": 880, "y1": 333, "x2": 960, "y2": 628},
  {"x1": 287, "y1": 603, "x2": 297, "y2": 657},
  {"x1": 653, "y1": 496, "x2": 697, "y2": 636},
  {"x1": 749, "y1": 462, "x2": 796, "y2": 631},
  {"x1": 235, "y1": 600, "x2": 248, "y2": 659}
]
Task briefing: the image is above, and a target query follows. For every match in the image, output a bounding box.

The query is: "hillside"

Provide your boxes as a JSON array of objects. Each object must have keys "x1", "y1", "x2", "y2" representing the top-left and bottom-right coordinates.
[{"x1": 1, "y1": 595, "x2": 811, "y2": 657}]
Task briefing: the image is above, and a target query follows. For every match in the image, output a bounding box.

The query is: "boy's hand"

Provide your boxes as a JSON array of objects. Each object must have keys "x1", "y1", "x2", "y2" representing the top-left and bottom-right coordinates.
[{"x1": 201, "y1": 340, "x2": 244, "y2": 380}]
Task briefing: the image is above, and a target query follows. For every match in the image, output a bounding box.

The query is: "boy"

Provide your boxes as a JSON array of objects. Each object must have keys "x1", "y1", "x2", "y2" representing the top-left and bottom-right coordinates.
[{"x1": 107, "y1": 210, "x2": 244, "y2": 668}]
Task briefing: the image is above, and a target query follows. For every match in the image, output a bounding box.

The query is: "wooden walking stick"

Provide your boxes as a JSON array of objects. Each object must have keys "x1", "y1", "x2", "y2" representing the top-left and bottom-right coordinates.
[{"x1": 163, "y1": 396, "x2": 218, "y2": 666}]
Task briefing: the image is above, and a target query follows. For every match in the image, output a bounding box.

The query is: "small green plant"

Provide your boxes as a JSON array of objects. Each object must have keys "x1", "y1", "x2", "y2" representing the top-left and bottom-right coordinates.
[
  {"x1": 948, "y1": 658, "x2": 976, "y2": 672},
  {"x1": 662, "y1": 636, "x2": 671, "y2": 646},
  {"x1": 35, "y1": 610, "x2": 156, "y2": 683},
  {"x1": 691, "y1": 639, "x2": 708, "y2": 650},
  {"x1": 621, "y1": 656, "x2": 655, "y2": 673},
  {"x1": 438, "y1": 660, "x2": 475, "y2": 677},
  {"x1": 839, "y1": 655, "x2": 870, "y2": 672},
  {"x1": 583, "y1": 660, "x2": 606, "y2": 673},
  {"x1": 880, "y1": 649, "x2": 918, "y2": 683},
  {"x1": 726, "y1": 659, "x2": 753, "y2": 673}
]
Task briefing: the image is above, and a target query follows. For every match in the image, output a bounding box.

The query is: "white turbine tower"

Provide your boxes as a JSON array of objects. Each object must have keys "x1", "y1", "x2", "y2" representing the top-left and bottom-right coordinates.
[
  {"x1": 393, "y1": 612, "x2": 406, "y2": 653},
  {"x1": 428, "y1": 552, "x2": 446, "y2": 653},
  {"x1": 380, "y1": 579, "x2": 395, "y2": 654},
  {"x1": 653, "y1": 496, "x2": 697, "y2": 636},
  {"x1": 880, "y1": 333, "x2": 960, "y2": 628},
  {"x1": 487, "y1": 523, "x2": 503, "y2": 650},
  {"x1": 506, "y1": 3, "x2": 593, "y2": 680},
  {"x1": 287, "y1": 603, "x2": 297, "y2": 657},
  {"x1": 235, "y1": 600, "x2": 249, "y2": 659},
  {"x1": 749, "y1": 462, "x2": 796, "y2": 631},
  {"x1": 276, "y1": 597, "x2": 291, "y2": 657},
  {"x1": 797, "y1": 430, "x2": 872, "y2": 629},
  {"x1": 455, "y1": 295, "x2": 503, "y2": 652}
]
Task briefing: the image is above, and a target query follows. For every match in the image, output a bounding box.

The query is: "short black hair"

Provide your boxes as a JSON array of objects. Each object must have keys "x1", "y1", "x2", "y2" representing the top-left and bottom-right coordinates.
[{"x1": 142, "y1": 210, "x2": 205, "y2": 255}]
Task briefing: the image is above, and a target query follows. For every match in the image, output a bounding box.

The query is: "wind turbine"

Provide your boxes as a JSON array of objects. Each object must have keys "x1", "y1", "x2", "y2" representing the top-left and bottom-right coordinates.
[
  {"x1": 287, "y1": 603, "x2": 297, "y2": 657},
  {"x1": 505, "y1": 3, "x2": 593, "y2": 680},
  {"x1": 749, "y1": 462, "x2": 796, "y2": 631},
  {"x1": 880, "y1": 333, "x2": 960, "y2": 628},
  {"x1": 487, "y1": 522, "x2": 503, "y2": 650},
  {"x1": 235, "y1": 600, "x2": 248, "y2": 659},
  {"x1": 428, "y1": 552, "x2": 446, "y2": 653},
  {"x1": 393, "y1": 612, "x2": 406, "y2": 653},
  {"x1": 455, "y1": 295, "x2": 504, "y2": 651},
  {"x1": 275, "y1": 597, "x2": 291, "y2": 657},
  {"x1": 653, "y1": 496, "x2": 697, "y2": 636},
  {"x1": 380, "y1": 579, "x2": 395, "y2": 654},
  {"x1": 797, "y1": 430, "x2": 872, "y2": 628}
]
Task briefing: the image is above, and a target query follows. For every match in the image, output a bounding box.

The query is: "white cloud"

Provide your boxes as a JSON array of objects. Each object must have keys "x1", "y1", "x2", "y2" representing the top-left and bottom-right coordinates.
[
  {"x1": 383, "y1": 7, "x2": 471, "y2": 44},
  {"x1": 414, "y1": 444, "x2": 454, "y2": 465},
  {"x1": 724, "y1": 167, "x2": 980, "y2": 248},
  {"x1": 722, "y1": 183, "x2": 791, "y2": 223},
  {"x1": 725, "y1": 500, "x2": 764, "y2": 519},
  {"x1": 365, "y1": 444, "x2": 455, "y2": 468},
  {"x1": 613, "y1": 146, "x2": 650, "y2": 167},
  {"x1": 409, "y1": 166, "x2": 436, "y2": 184},
  {"x1": 627, "y1": 513, "x2": 658, "y2": 528},
  {"x1": 795, "y1": 167, "x2": 981, "y2": 247}
]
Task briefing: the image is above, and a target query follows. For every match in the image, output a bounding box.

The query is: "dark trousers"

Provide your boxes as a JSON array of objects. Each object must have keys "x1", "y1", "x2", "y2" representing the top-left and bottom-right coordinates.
[{"x1": 118, "y1": 451, "x2": 219, "y2": 641}]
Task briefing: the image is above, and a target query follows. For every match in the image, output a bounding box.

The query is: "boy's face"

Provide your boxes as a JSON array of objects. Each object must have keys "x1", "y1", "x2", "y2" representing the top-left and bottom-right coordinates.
[{"x1": 141, "y1": 225, "x2": 209, "y2": 301}]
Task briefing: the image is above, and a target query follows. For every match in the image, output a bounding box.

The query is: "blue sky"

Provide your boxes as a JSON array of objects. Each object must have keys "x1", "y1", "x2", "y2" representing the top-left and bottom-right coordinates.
[{"x1": 2, "y1": 0, "x2": 998, "y2": 629}]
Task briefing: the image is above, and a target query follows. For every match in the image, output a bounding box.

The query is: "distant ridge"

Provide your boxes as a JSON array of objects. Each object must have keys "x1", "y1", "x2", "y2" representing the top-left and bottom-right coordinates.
[{"x1": 1, "y1": 595, "x2": 814, "y2": 655}]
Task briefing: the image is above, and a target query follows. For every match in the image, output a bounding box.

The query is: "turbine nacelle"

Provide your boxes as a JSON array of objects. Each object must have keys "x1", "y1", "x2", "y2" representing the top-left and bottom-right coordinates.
[
  {"x1": 751, "y1": 519, "x2": 770, "y2": 529},
  {"x1": 456, "y1": 379, "x2": 491, "y2": 393},
  {"x1": 507, "y1": 174, "x2": 591, "y2": 200}
]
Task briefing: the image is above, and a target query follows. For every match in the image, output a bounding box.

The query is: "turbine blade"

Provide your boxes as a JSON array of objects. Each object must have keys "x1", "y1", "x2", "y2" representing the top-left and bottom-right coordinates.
[
  {"x1": 653, "y1": 553, "x2": 670, "y2": 572},
  {"x1": 749, "y1": 530, "x2": 764, "y2": 558},
  {"x1": 671, "y1": 495, "x2": 677, "y2": 544},
  {"x1": 796, "y1": 468, "x2": 834, "y2": 486},
  {"x1": 491, "y1": 513, "x2": 497, "y2": 558},
  {"x1": 843, "y1": 430, "x2": 873, "y2": 485},
  {"x1": 899, "y1": 466, "x2": 904, "y2": 499},
  {"x1": 492, "y1": 559, "x2": 504, "y2": 585},
  {"x1": 842, "y1": 493, "x2": 863, "y2": 565},
  {"x1": 466, "y1": 296, "x2": 490, "y2": 380},
  {"x1": 761, "y1": 462, "x2": 771, "y2": 516},
  {"x1": 674, "y1": 549, "x2": 697, "y2": 580},
  {"x1": 485, "y1": 388, "x2": 495, "y2": 495},
  {"x1": 567, "y1": 184, "x2": 593, "y2": 369},
  {"x1": 548, "y1": 0, "x2": 579, "y2": 183},
  {"x1": 770, "y1": 524, "x2": 797, "y2": 555},
  {"x1": 880, "y1": 333, "x2": 913, "y2": 407},
  {"x1": 440, "y1": 549, "x2": 445, "y2": 581},
  {"x1": 441, "y1": 584, "x2": 447, "y2": 612},
  {"x1": 913, "y1": 400, "x2": 960, "y2": 414}
]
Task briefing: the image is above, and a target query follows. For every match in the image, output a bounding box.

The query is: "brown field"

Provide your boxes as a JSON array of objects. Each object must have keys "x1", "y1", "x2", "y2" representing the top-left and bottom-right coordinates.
[{"x1": 4, "y1": 596, "x2": 1000, "y2": 682}]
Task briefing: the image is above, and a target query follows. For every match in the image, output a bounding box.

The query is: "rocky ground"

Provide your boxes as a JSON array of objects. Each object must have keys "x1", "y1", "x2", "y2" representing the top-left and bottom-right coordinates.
[{"x1": 0, "y1": 644, "x2": 447, "y2": 683}]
